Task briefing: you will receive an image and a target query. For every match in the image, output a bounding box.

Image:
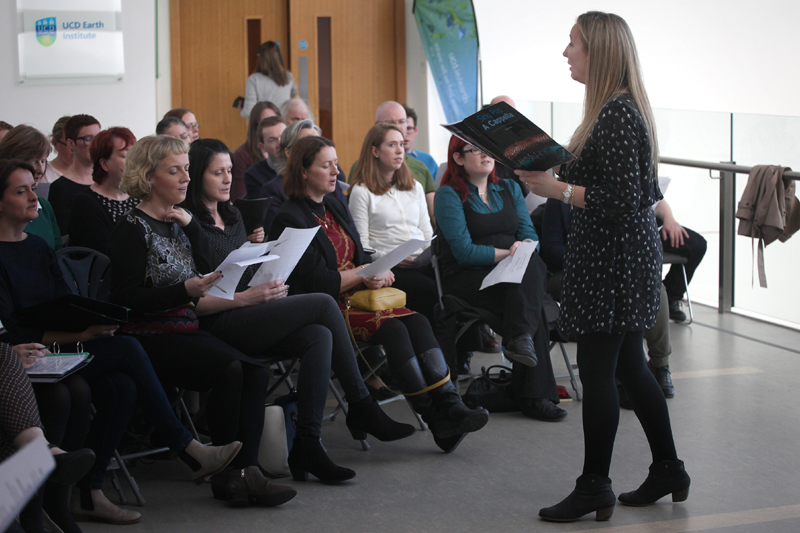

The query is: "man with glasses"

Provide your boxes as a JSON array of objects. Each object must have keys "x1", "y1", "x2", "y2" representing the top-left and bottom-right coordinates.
[
  {"x1": 349, "y1": 101, "x2": 436, "y2": 217},
  {"x1": 49, "y1": 114, "x2": 101, "y2": 235},
  {"x1": 402, "y1": 105, "x2": 438, "y2": 178}
]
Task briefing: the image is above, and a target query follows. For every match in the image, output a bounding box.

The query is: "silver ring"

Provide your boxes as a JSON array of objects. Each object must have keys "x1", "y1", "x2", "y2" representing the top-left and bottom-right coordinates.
[{"x1": 28, "y1": 350, "x2": 32, "y2": 356}]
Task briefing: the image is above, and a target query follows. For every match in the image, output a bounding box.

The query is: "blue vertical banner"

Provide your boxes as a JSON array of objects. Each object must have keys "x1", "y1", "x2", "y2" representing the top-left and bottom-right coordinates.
[{"x1": 413, "y1": 0, "x2": 480, "y2": 123}]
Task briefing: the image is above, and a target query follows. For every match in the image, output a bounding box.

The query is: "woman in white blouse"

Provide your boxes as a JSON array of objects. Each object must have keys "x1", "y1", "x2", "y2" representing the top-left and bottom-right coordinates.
[{"x1": 349, "y1": 123, "x2": 437, "y2": 324}]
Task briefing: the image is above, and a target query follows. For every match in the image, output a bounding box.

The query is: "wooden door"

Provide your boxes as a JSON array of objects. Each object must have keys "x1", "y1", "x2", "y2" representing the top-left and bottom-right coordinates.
[
  {"x1": 170, "y1": 0, "x2": 289, "y2": 150},
  {"x1": 288, "y1": 0, "x2": 406, "y2": 172}
]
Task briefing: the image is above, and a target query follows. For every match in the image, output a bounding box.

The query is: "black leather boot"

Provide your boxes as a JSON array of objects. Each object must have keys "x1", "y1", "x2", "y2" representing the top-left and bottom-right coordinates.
[
  {"x1": 211, "y1": 466, "x2": 296, "y2": 507},
  {"x1": 346, "y1": 395, "x2": 415, "y2": 442},
  {"x1": 539, "y1": 474, "x2": 616, "y2": 522},
  {"x1": 618, "y1": 459, "x2": 690, "y2": 506},
  {"x1": 419, "y1": 348, "x2": 489, "y2": 439},
  {"x1": 287, "y1": 435, "x2": 355, "y2": 483}
]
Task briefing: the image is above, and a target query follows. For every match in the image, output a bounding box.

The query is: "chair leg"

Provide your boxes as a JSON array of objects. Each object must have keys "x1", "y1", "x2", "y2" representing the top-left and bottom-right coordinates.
[
  {"x1": 112, "y1": 450, "x2": 145, "y2": 506},
  {"x1": 403, "y1": 397, "x2": 428, "y2": 431},
  {"x1": 550, "y1": 341, "x2": 582, "y2": 401},
  {"x1": 681, "y1": 264, "x2": 693, "y2": 324},
  {"x1": 559, "y1": 342, "x2": 582, "y2": 401}
]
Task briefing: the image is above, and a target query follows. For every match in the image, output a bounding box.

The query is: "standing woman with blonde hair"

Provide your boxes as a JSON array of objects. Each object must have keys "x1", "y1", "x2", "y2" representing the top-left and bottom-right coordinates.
[
  {"x1": 240, "y1": 41, "x2": 297, "y2": 118},
  {"x1": 518, "y1": 12, "x2": 689, "y2": 522},
  {"x1": 349, "y1": 123, "x2": 436, "y2": 325}
]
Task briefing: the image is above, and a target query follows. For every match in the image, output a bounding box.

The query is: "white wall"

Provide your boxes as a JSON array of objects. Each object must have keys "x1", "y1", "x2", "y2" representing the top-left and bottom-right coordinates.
[
  {"x1": 475, "y1": 0, "x2": 800, "y2": 117},
  {"x1": 0, "y1": 0, "x2": 158, "y2": 141}
]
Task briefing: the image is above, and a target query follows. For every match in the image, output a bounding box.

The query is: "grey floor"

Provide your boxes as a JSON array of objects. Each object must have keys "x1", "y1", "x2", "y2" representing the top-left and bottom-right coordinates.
[{"x1": 80, "y1": 303, "x2": 800, "y2": 533}]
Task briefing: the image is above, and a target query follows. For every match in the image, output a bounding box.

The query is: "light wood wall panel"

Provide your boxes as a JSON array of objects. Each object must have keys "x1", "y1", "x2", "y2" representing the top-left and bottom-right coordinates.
[
  {"x1": 289, "y1": 0, "x2": 405, "y2": 172},
  {"x1": 170, "y1": 0, "x2": 289, "y2": 150}
]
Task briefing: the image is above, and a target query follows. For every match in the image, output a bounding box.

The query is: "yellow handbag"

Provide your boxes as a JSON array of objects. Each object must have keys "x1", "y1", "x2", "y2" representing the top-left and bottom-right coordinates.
[
  {"x1": 347, "y1": 288, "x2": 406, "y2": 311},
  {"x1": 344, "y1": 288, "x2": 449, "y2": 396}
]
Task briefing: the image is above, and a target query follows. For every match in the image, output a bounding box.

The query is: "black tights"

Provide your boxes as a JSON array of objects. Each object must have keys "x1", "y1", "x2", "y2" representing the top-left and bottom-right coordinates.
[
  {"x1": 370, "y1": 314, "x2": 439, "y2": 374},
  {"x1": 577, "y1": 330, "x2": 678, "y2": 477},
  {"x1": 205, "y1": 361, "x2": 270, "y2": 468}
]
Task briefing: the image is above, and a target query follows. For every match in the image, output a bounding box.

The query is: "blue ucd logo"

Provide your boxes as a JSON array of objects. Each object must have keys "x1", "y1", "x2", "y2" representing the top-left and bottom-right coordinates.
[{"x1": 36, "y1": 17, "x2": 57, "y2": 47}]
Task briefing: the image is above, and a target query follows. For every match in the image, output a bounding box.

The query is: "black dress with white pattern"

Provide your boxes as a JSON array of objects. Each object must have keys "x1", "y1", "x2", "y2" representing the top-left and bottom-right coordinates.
[{"x1": 560, "y1": 94, "x2": 663, "y2": 335}]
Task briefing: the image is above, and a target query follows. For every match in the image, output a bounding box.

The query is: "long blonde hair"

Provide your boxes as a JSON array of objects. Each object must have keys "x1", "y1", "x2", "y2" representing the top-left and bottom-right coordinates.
[
  {"x1": 351, "y1": 124, "x2": 414, "y2": 195},
  {"x1": 568, "y1": 11, "x2": 658, "y2": 174}
]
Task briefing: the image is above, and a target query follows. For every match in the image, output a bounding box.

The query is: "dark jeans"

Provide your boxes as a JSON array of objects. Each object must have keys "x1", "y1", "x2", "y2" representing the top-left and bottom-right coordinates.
[
  {"x1": 201, "y1": 293, "x2": 370, "y2": 438},
  {"x1": 75, "y1": 336, "x2": 194, "y2": 489},
  {"x1": 576, "y1": 330, "x2": 678, "y2": 477},
  {"x1": 132, "y1": 330, "x2": 268, "y2": 468},
  {"x1": 391, "y1": 264, "x2": 438, "y2": 326},
  {"x1": 661, "y1": 226, "x2": 707, "y2": 302}
]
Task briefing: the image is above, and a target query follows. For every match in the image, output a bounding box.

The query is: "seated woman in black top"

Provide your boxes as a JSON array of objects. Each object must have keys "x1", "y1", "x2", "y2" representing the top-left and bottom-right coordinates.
[
  {"x1": 268, "y1": 136, "x2": 489, "y2": 454},
  {"x1": 68, "y1": 127, "x2": 140, "y2": 254},
  {"x1": 182, "y1": 138, "x2": 414, "y2": 482},
  {"x1": 109, "y1": 136, "x2": 296, "y2": 507},
  {"x1": 0, "y1": 160, "x2": 242, "y2": 526},
  {"x1": 433, "y1": 136, "x2": 565, "y2": 422}
]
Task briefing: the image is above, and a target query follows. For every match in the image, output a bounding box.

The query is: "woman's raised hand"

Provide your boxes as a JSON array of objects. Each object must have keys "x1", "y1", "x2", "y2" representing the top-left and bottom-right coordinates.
[
  {"x1": 239, "y1": 279, "x2": 289, "y2": 306},
  {"x1": 185, "y1": 271, "x2": 223, "y2": 297},
  {"x1": 164, "y1": 207, "x2": 192, "y2": 227}
]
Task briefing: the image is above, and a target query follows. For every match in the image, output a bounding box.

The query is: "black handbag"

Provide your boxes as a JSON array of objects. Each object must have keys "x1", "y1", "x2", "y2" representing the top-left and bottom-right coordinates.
[{"x1": 462, "y1": 365, "x2": 518, "y2": 412}]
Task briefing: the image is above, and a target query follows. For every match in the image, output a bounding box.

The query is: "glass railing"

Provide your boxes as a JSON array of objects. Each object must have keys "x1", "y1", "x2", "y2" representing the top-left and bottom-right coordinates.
[{"x1": 523, "y1": 100, "x2": 800, "y2": 329}]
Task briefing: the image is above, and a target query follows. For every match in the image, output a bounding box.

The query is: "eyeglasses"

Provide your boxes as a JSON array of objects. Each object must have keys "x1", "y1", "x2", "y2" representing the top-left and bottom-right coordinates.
[
  {"x1": 75, "y1": 135, "x2": 95, "y2": 145},
  {"x1": 55, "y1": 139, "x2": 68, "y2": 147},
  {"x1": 185, "y1": 123, "x2": 200, "y2": 131},
  {"x1": 462, "y1": 148, "x2": 480, "y2": 154},
  {"x1": 380, "y1": 119, "x2": 408, "y2": 127}
]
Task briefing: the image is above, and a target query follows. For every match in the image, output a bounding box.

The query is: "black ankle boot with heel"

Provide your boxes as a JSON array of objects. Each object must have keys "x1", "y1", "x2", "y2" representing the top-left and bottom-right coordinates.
[
  {"x1": 345, "y1": 395, "x2": 415, "y2": 442},
  {"x1": 539, "y1": 474, "x2": 616, "y2": 522},
  {"x1": 287, "y1": 435, "x2": 356, "y2": 483},
  {"x1": 618, "y1": 459, "x2": 690, "y2": 506}
]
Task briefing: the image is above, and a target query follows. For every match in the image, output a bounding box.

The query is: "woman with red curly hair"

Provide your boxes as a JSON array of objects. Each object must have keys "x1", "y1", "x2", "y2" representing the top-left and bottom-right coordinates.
[
  {"x1": 68, "y1": 127, "x2": 140, "y2": 254},
  {"x1": 434, "y1": 135, "x2": 564, "y2": 422}
]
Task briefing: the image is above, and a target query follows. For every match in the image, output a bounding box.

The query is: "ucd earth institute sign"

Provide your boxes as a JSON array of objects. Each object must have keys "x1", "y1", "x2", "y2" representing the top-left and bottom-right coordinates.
[{"x1": 18, "y1": 1, "x2": 125, "y2": 81}]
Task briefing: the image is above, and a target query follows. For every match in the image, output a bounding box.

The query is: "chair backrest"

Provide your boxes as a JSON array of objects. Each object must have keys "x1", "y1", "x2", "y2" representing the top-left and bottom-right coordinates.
[{"x1": 55, "y1": 246, "x2": 112, "y2": 301}]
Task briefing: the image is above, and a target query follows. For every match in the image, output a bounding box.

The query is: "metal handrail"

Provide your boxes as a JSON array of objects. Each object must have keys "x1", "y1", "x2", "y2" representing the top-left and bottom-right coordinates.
[
  {"x1": 657, "y1": 156, "x2": 799, "y2": 314},
  {"x1": 661, "y1": 157, "x2": 800, "y2": 180}
]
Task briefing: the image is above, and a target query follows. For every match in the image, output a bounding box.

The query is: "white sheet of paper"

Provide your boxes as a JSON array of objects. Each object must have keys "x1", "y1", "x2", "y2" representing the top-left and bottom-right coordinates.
[
  {"x1": 26, "y1": 354, "x2": 88, "y2": 376},
  {"x1": 248, "y1": 226, "x2": 320, "y2": 287},
  {"x1": 480, "y1": 241, "x2": 538, "y2": 290},
  {"x1": 0, "y1": 436, "x2": 54, "y2": 533},
  {"x1": 357, "y1": 237, "x2": 433, "y2": 278},
  {"x1": 205, "y1": 241, "x2": 279, "y2": 300},
  {"x1": 206, "y1": 256, "x2": 279, "y2": 299}
]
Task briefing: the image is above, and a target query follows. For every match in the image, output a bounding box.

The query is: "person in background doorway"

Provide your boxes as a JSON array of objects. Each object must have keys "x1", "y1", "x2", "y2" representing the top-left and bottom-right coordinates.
[{"x1": 240, "y1": 41, "x2": 297, "y2": 118}]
